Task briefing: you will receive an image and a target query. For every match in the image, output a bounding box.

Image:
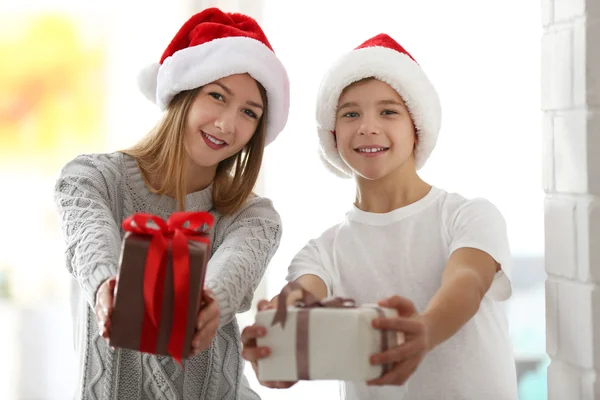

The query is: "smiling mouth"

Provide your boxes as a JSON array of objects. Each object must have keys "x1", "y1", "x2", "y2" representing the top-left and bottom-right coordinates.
[
  {"x1": 201, "y1": 131, "x2": 228, "y2": 146},
  {"x1": 354, "y1": 147, "x2": 389, "y2": 153}
]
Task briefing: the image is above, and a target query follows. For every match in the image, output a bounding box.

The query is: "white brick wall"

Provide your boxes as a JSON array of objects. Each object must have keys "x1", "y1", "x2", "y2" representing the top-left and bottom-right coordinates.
[
  {"x1": 547, "y1": 360, "x2": 599, "y2": 399},
  {"x1": 543, "y1": 0, "x2": 600, "y2": 398},
  {"x1": 553, "y1": 0, "x2": 586, "y2": 22}
]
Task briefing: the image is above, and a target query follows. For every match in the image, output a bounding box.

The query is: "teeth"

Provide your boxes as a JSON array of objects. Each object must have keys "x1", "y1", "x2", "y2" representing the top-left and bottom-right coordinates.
[
  {"x1": 358, "y1": 148, "x2": 386, "y2": 153},
  {"x1": 203, "y1": 132, "x2": 225, "y2": 145}
]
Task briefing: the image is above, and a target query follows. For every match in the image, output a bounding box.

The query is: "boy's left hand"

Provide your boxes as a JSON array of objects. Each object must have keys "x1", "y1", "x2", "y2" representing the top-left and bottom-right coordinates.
[{"x1": 367, "y1": 295, "x2": 431, "y2": 386}]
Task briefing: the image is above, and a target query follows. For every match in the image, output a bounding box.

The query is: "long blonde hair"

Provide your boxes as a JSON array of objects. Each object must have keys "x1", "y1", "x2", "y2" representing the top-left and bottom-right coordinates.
[{"x1": 122, "y1": 82, "x2": 268, "y2": 215}]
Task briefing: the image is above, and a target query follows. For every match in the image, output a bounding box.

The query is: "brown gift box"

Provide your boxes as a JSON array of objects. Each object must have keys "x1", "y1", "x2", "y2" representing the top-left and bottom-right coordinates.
[{"x1": 109, "y1": 226, "x2": 210, "y2": 361}]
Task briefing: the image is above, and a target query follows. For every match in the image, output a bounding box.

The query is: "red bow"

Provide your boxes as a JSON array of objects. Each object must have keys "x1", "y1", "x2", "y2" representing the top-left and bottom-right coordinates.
[{"x1": 122, "y1": 212, "x2": 214, "y2": 364}]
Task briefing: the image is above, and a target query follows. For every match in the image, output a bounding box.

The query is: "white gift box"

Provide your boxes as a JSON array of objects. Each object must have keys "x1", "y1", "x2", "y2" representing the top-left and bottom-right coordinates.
[{"x1": 255, "y1": 304, "x2": 399, "y2": 382}]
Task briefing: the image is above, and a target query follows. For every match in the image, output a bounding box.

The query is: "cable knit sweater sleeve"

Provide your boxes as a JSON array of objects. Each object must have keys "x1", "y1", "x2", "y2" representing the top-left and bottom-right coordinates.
[
  {"x1": 205, "y1": 196, "x2": 282, "y2": 327},
  {"x1": 54, "y1": 154, "x2": 122, "y2": 307}
]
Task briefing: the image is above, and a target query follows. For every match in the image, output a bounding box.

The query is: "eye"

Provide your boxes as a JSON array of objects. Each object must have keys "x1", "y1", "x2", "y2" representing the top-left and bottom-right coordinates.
[
  {"x1": 342, "y1": 111, "x2": 359, "y2": 118},
  {"x1": 381, "y1": 110, "x2": 398, "y2": 115},
  {"x1": 243, "y1": 109, "x2": 258, "y2": 119},
  {"x1": 209, "y1": 92, "x2": 225, "y2": 102}
]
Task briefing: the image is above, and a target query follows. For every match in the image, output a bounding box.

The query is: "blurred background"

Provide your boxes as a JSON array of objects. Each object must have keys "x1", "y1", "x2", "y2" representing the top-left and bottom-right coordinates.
[{"x1": 0, "y1": 0, "x2": 547, "y2": 399}]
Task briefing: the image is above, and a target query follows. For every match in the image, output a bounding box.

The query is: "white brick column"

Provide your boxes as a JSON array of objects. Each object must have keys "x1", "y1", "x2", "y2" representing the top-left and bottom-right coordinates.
[{"x1": 543, "y1": 0, "x2": 600, "y2": 398}]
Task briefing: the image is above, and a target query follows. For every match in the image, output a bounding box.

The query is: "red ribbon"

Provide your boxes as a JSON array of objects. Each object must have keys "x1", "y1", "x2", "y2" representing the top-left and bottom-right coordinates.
[{"x1": 122, "y1": 211, "x2": 214, "y2": 364}]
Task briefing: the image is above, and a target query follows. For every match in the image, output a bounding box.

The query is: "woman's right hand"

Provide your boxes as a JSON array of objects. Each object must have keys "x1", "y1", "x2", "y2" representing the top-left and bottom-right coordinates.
[
  {"x1": 241, "y1": 299, "x2": 297, "y2": 389},
  {"x1": 94, "y1": 276, "x2": 117, "y2": 341}
]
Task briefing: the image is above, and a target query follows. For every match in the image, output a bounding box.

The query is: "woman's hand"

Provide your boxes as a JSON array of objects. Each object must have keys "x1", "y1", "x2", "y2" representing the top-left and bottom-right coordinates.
[
  {"x1": 191, "y1": 289, "x2": 220, "y2": 356},
  {"x1": 94, "y1": 276, "x2": 117, "y2": 341}
]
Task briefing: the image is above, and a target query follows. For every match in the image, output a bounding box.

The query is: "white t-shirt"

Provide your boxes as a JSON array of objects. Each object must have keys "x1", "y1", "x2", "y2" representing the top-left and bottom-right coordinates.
[{"x1": 286, "y1": 186, "x2": 518, "y2": 400}]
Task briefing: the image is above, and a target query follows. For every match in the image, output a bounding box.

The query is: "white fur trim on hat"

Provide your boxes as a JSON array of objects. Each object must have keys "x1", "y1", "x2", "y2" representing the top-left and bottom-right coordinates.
[
  {"x1": 318, "y1": 127, "x2": 351, "y2": 177},
  {"x1": 137, "y1": 62, "x2": 160, "y2": 104},
  {"x1": 316, "y1": 46, "x2": 442, "y2": 176},
  {"x1": 138, "y1": 36, "x2": 290, "y2": 146}
]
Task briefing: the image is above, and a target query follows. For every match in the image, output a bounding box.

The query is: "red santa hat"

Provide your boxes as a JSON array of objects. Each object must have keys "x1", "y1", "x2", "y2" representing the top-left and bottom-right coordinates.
[
  {"x1": 316, "y1": 33, "x2": 442, "y2": 176},
  {"x1": 138, "y1": 7, "x2": 290, "y2": 146}
]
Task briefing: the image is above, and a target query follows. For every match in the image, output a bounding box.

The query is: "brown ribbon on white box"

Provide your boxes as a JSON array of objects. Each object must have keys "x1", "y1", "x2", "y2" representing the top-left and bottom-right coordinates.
[{"x1": 271, "y1": 281, "x2": 393, "y2": 380}]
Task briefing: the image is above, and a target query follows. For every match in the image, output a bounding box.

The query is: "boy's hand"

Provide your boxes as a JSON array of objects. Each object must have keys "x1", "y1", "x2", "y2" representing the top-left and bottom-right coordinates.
[
  {"x1": 367, "y1": 295, "x2": 431, "y2": 386},
  {"x1": 241, "y1": 299, "x2": 298, "y2": 389}
]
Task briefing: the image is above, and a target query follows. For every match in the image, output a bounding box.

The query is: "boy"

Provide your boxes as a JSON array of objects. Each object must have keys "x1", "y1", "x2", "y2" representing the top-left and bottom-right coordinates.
[{"x1": 242, "y1": 33, "x2": 518, "y2": 400}]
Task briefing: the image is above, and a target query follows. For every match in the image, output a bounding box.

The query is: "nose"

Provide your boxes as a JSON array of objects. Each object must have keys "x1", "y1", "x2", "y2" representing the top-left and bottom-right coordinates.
[
  {"x1": 214, "y1": 108, "x2": 236, "y2": 135},
  {"x1": 357, "y1": 113, "x2": 381, "y2": 136}
]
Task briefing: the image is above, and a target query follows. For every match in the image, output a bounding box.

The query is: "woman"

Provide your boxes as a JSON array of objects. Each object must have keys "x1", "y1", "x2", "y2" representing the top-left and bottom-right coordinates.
[{"x1": 54, "y1": 7, "x2": 289, "y2": 399}]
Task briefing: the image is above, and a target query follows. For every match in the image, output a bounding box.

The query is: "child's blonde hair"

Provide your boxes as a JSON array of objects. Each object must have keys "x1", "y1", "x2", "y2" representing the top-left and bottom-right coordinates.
[{"x1": 123, "y1": 82, "x2": 268, "y2": 215}]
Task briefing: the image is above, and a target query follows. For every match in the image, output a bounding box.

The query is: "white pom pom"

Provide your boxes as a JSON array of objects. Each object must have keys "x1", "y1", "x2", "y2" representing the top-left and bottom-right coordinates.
[{"x1": 137, "y1": 62, "x2": 160, "y2": 104}]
